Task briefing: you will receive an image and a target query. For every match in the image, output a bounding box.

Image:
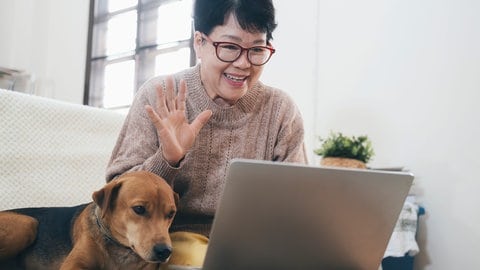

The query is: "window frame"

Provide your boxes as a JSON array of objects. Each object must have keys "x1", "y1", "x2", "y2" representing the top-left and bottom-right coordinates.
[{"x1": 84, "y1": 0, "x2": 196, "y2": 109}]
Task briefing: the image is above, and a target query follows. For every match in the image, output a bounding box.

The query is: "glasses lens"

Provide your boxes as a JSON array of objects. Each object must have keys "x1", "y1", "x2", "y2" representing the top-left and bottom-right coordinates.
[
  {"x1": 248, "y1": 47, "x2": 271, "y2": 65},
  {"x1": 216, "y1": 43, "x2": 242, "y2": 62},
  {"x1": 215, "y1": 42, "x2": 273, "y2": 65}
]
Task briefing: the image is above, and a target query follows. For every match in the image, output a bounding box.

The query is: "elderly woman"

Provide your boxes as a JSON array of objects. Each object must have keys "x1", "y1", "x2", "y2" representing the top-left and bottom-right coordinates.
[{"x1": 106, "y1": 0, "x2": 308, "y2": 266}]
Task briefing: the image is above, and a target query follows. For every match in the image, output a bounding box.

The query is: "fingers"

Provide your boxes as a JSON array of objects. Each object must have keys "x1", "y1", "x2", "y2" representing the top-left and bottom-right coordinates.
[
  {"x1": 157, "y1": 76, "x2": 187, "y2": 113},
  {"x1": 155, "y1": 84, "x2": 169, "y2": 118},
  {"x1": 165, "y1": 76, "x2": 176, "y2": 111},
  {"x1": 176, "y1": 80, "x2": 187, "y2": 111},
  {"x1": 191, "y1": 110, "x2": 213, "y2": 136},
  {"x1": 145, "y1": 105, "x2": 163, "y2": 130}
]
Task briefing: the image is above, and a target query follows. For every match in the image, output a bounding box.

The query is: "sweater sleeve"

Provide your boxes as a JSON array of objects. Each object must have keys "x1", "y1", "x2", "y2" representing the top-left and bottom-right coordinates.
[
  {"x1": 105, "y1": 78, "x2": 180, "y2": 183},
  {"x1": 272, "y1": 91, "x2": 309, "y2": 164}
]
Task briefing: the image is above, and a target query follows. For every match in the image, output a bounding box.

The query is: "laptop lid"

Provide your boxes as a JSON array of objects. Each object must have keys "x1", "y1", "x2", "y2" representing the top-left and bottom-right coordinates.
[{"x1": 202, "y1": 159, "x2": 414, "y2": 270}]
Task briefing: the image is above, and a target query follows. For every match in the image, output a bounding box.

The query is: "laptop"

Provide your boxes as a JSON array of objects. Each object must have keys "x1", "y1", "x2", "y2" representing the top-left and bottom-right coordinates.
[{"x1": 177, "y1": 159, "x2": 414, "y2": 270}]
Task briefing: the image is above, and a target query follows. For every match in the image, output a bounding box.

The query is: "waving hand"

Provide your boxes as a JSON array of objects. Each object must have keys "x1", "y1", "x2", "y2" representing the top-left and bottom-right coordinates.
[{"x1": 145, "y1": 76, "x2": 212, "y2": 165}]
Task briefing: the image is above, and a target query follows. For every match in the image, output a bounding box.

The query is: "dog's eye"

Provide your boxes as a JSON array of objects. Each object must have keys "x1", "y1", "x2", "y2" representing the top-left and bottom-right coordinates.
[
  {"x1": 132, "y1": 206, "x2": 146, "y2": 215},
  {"x1": 167, "y1": 210, "x2": 176, "y2": 219}
]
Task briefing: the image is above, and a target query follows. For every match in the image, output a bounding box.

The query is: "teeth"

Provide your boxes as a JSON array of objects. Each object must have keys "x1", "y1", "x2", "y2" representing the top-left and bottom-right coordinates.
[{"x1": 225, "y1": 74, "x2": 245, "y2": 82}]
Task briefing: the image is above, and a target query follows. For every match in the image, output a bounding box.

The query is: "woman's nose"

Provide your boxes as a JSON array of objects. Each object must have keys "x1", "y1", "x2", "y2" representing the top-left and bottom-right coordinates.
[{"x1": 232, "y1": 50, "x2": 251, "y2": 68}]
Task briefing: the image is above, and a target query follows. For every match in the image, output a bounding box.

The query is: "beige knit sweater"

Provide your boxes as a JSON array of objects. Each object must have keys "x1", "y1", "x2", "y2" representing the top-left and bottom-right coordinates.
[{"x1": 106, "y1": 65, "x2": 307, "y2": 236}]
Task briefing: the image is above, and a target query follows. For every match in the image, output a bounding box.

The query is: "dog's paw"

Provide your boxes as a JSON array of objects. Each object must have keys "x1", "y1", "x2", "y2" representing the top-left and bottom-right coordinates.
[{"x1": 0, "y1": 212, "x2": 38, "y2": 260}]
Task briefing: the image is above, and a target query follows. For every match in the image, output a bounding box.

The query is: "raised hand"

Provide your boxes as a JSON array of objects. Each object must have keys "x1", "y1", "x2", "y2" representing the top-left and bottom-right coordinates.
[{"x1": 145, "y1": 76, "x2": 212, "y2": 166}]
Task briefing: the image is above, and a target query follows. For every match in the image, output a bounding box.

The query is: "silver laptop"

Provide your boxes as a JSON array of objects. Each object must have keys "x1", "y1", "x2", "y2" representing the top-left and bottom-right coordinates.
[{"x1": 200, "y1": 159, "x2": 414, "y2": 270}]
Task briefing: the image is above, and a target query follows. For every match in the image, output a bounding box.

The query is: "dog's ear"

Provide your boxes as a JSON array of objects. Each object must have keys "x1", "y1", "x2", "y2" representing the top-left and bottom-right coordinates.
[{"x1": 92, "y1": 179, "x2": 122, "y2": 218}]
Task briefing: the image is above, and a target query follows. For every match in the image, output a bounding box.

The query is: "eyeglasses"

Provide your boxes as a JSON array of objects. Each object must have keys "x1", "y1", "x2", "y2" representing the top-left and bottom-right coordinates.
[{"x1": 202, "y1": 35, "x2": 276, "y2": 66}]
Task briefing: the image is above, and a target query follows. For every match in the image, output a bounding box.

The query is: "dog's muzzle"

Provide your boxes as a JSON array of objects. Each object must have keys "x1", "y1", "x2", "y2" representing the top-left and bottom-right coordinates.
[{"x1": 152, "y1": 243, "x2": 173, "y2": 262}]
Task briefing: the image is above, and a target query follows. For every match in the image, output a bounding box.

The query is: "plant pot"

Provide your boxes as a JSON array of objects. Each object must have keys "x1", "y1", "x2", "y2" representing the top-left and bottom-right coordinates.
[{"x1": 320, "y1": 157, "x2": 367, "y2": 169}]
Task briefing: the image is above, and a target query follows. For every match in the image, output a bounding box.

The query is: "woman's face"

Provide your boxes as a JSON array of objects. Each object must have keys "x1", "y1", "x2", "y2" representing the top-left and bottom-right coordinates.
[{"x1": 194, "y1": 13, "x2": 268, "y2": 105}]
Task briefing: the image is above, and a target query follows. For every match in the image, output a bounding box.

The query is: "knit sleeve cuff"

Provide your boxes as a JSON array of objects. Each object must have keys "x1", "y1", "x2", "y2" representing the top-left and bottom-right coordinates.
[
  {"x1": 144, "y1": 148, "x2": 194, "y2": 185},
  {"x1": 144, "y1": 150, "x2": 183, "y2": 185}
]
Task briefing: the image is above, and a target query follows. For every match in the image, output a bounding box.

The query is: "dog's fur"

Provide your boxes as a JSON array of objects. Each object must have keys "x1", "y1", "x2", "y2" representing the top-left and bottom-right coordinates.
[{"x1": 0, "y1": 171, "x2": 178, "y2": 270}]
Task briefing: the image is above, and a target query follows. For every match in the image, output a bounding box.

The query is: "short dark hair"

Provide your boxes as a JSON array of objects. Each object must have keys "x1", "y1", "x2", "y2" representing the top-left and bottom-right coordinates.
[{"x1": 193, "y1": 0, "x2": 277, "y2": 42}]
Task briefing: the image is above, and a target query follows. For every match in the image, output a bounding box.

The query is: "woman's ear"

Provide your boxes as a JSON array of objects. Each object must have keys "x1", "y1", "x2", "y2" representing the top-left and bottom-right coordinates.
[{"x1": 193, "y1": 31, "x2": 204, "y2": 60}]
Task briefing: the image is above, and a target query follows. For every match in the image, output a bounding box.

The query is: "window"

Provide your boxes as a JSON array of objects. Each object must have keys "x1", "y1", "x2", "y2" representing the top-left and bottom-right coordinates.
[{"x1": 84, "y1": 0, "x2": 195, "y2": 111}]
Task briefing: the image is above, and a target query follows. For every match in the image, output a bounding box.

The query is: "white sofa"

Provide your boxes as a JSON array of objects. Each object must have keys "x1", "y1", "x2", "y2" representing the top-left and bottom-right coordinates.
[{"x1": 0, "y1": 89, "x2": 125, "y2": 210}]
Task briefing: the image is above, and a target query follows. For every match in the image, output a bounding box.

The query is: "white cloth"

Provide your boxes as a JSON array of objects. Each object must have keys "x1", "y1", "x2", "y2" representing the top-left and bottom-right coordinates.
[
  {"x1": 384, "y1": 197, "x2": 421, "y2": 257},
  {"x1": 0, "y1": 89, "x2": 125, "y2": 210}
]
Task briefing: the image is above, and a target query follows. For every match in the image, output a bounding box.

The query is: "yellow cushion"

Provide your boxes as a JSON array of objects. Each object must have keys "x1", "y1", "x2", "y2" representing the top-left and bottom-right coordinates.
[{"x1": 161, "y1": 231, "x2": 209, "y2": 269}]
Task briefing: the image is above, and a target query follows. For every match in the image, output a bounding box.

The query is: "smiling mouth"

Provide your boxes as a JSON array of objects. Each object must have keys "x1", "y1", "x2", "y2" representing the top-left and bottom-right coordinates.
[{"x1": 224, "y1": 73, "x2": 247, "y2": 82}]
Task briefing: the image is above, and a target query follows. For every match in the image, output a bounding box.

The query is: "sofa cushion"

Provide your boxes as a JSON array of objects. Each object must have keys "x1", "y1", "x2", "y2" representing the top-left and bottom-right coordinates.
[{"x1": 0, "y1": 89, "x2": 125, "y2": 210}]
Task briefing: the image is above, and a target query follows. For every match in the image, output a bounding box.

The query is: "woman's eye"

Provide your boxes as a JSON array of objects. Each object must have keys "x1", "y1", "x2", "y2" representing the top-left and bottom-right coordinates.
[
  {"x1": 132, "y1": 206, "x2": 146, "y2": 215},
  {"x1": 220, "y1": 44, "x2": 240, "y2": 51},
  {"x1": 251, "y1": 47, "x2": 265, "y2": 53}
]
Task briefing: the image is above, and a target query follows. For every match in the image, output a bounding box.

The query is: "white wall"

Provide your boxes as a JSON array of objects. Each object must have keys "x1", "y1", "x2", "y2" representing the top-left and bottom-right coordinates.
[
  {"x1": 0, "y1": 0, "x2": 89, "y2": 103},
  {"x1": 261, "y1": 1, "x2": 319, "y2": 162},
  {"x1": 270, "y1": 0, "x2": 480, "y2": 269},
  {"x1": 1, "y1": 0, "x2": 480, "y2": 269},
  {"x1": 314, "y1": 0, "x2": 480, "y2": 269}
]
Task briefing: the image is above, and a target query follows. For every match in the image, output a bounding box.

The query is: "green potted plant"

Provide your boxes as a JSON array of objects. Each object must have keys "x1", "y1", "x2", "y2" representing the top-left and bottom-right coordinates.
[{"x1": 314, "y1": 132, "x2": 374, "y2": 169}]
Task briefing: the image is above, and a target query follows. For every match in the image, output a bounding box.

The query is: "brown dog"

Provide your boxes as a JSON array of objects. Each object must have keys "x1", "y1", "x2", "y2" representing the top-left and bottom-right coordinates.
[{"x1": 0, "y1": 171, "x2": 178, "y2": 270}]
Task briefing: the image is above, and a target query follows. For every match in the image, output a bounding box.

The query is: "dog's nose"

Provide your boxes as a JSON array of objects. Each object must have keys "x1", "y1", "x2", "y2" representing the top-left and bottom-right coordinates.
[{"x1": 153, "y1": 243, "x2": 172, "y2": 262}]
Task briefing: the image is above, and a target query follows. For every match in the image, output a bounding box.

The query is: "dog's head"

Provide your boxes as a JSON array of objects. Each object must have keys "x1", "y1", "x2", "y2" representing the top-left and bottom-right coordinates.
[{"x1": 92, "y1": 171, "x2": 179, "y2": 263}]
